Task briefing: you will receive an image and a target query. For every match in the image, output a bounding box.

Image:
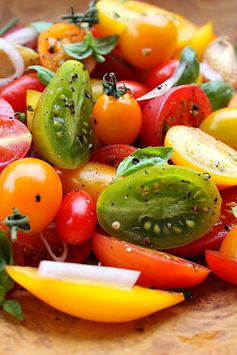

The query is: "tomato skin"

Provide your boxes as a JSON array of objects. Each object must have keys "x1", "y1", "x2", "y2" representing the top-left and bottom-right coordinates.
[
  {"x1": 92, "y1": 93, "x2": 142, "y2": 145},
  {"x1": 0, "y1": 116, "x2": 32, "y2": 172},
  {"x1": 56, "y1": 161, "x2": 116, "y2": 201},
  {"x1": 219, "y1": 225, "x2": 237, "y2": 259},
  {"x1": 0, "y1": 158, "x2": 62, "y2": 237},
  {"x1": 141, "y1": 85, "x2": 211, "y2": 147},
  {"x1": 92, "y1": 233, "x2": 210, "y2": 289},
  {"x1": 206, "y1": 250, "x2": 237, "y2": 286},
  {"x1": 90, "y1": 144, "x2": 136, "y2": 168},
  {"x1": 119, "y1": 15, "x2": 177, "y2": 69},
  {"x1": 0, "y1": 73, "x2": 45, "y2": 113},
  {"x1": 145, "y1": 59, "x2": 179, "y2": 90},
  {"x1": 168, "y1": 186, "x2": 237, "y2": 258},
  {"x1": 199, "y1": 108, "x2": 237, "y2": 150},
  {"x1": 56, "y1": 190, "x2": 97, "y2": 245},
  {"x1": 116, "y1": 80, "x2": 148, "y2": 109}
]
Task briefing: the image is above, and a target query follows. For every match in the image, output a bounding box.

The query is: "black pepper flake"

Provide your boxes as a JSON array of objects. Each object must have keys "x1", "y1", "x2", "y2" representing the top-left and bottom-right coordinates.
[
  {"x1": 27, "y1": 105, "x2": 34, "y2": 112},
  {"x1": 224, "y1": 224, "x2": 231, "y2": 231},
  {"x1": 132, "y1": 157, "x2": 140, "y2": 165},
  {"x1": 93, "y1": 118, "x2": 97, "y2": 125},
  {"x1": 35, "y1": 194, "x2": 41, "y2": 202}
]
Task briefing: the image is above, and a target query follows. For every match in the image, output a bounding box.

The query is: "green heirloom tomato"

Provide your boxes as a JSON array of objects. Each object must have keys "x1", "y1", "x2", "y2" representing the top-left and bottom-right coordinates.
[
  {"x1": 32, "y1": 60, "x2": 94, "y2": 169},
  {"x1": 97, "y1": 165, "x2": 221, "y2": 250}
]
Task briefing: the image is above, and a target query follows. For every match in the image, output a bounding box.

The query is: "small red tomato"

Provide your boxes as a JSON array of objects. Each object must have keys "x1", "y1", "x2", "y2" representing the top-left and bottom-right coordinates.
[
  {"x1": 90, "y1": 144, "x2": 137, "y2": 168},
  {"x1": 117, "y1": 80, "x2": 149, "y2": 109},
  {"x1": 56, "y1": 190, "x2": 97, "y2": 245},
  {"x1": 145, "y1": 59, "x2": 179, "y2": 90}
]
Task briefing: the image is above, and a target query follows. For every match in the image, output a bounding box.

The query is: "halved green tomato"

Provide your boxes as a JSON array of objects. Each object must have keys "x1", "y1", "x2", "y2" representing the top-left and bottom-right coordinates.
[
  {"x1": 96, "y1": 164, "x2": 221, "y2": 250},
  {"x1": 32, "y1": 60, "x2": 94, "y2": 169},
  {"x1": 165, "y1": 125, "x2": 237, "y2": 189},
  {"x1": 95, "y1": 0, "x2": 197, "y2": 48}
]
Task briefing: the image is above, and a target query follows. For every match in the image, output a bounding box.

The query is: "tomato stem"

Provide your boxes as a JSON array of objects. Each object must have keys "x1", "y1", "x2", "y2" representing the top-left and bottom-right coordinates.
[
  {"x1": 102, "y1": 72, "x2": 128, "y2": 98},
  {"x1": 2, "y1": 208, "x2": 31, "y2": 241}
]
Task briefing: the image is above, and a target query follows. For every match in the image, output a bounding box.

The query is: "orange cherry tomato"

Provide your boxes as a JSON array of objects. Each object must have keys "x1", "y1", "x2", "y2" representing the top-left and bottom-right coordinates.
[
  {"x1": 0, "y1": 158, "x2": 62, "y2": 236},
  {"x1": 56, "y1": 161, "x2": 117, "y2": 201},
  {"x1": 92, "y1": 93, "x2": 142, "y2": 145},
  {"x1": 38, "y1": 23, "x2": 96, "y2": 73},
  {"x1": 219, "y1": 225, "x2": 237, "y2": 260},
  {"x1": 119, "y1": 15, "x2": 178, "y2": 69}
]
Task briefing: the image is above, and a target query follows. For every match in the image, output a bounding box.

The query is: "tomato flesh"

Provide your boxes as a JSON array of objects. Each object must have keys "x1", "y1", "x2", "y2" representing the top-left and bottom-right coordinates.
[
  {"x1": 92, "y1": 233, "x2": 210, "y2": 289},
  {"x1": 140, "y1": 85, "x2": 211, "y2": 147}
]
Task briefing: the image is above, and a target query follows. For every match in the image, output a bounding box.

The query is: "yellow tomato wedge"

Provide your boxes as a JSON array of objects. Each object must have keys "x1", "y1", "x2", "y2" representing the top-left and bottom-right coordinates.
[
  {"x1": 26, "y1": 90, "x2": 42, "y2": 133},
  {"x1": 188, "y1": 22, "x2": 215, "y2": 61},
  {"x1": 6, "y1": 266, "x2": 184, "y2": 323},
  {"x1": 95, "y1": 0, "x2": 197, "y2": 49},
  {"x1": 164, "y1": 125, "x2": 237, "y2": 189}
]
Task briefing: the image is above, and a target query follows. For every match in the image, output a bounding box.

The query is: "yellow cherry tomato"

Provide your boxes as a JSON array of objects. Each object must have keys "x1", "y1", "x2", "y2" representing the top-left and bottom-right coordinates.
[
  {"x1": 26, "y1": 90, "x2": 41, "y2": 133},
  {"x1": 95, "y1": 0, "x2": 197, "y2": 49},
  {"x1": 119, "y1": 15, "x2": 178, "y2": 69},
  {"x1": 164, "y1": 125, "x2": 237, "y2": 189},
  {"x1": 199, "y1": 108, "x2": 237, "y2": 150},
  {"x1": 188, "y1": 22, "x2": 215, "y2": 61},
  {"x1": 219, "y1": 225, "x2": 237, "y2": 260},
  {"x1": 56, "y1": 161, "x2": 117, "y2": 201},
  {"x1": 6, "y1": 266, "x2": 184, "y2": 323}
]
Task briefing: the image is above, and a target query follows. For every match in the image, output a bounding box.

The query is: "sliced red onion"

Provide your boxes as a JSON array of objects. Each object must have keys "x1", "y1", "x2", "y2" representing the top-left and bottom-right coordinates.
[
  {"x1": 0, "y1": 97, "x2": 14, "y2": 118},
  {"x1": 200, "y1": 62, "x2": 223, "y2": 82},
  {"x1": 38, "y1": 260, "x2": 140, "y2": 289},
  {"x1": 4, "y1": 27, "x2": 38, "y2": 48},
  {"x1": 137, "y1": 61, "x2": 186, "y2": 101},
  {"x1": 40, "y1": 234, "x2": 68, "y2": 262},
  {"x1": 0, "y1": 38, "x2": 24, "y2": 87}
]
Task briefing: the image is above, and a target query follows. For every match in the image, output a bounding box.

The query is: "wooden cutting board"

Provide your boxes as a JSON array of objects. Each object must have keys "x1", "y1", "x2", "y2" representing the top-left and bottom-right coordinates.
[{"x1": 0, "y1": 1, "x2": 237, "y2": 354}]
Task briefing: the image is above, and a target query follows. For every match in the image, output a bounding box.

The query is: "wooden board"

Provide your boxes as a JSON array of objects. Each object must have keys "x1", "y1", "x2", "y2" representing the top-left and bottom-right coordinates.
[{"x1": 0, "y1": 1, "x2": 237, "y2": 354}]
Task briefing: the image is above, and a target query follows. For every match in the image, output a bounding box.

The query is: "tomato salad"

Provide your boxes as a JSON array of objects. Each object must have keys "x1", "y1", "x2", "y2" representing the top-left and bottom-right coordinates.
[{"x1": 0, "y1": 0, "x2": 237, "y2": 323}]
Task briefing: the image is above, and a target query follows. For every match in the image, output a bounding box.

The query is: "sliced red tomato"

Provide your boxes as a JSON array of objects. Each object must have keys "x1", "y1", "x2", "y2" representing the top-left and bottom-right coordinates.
[
  {"x1": 0, "y1": 73, "x2": 45, "y2": 113},
  {"x1": 167, "y1": 186, "x2": 237, "y2": 258},
  {"x1": 140, "y1": 84, "x2": 211, "y2": 147},
  {"x1": 0, "y1": 116, "x2": 32, "y2": 172},
  {"x1": 0, "y1": 97, "x2": 14, "y2": 117},
  {"x1": 117, "y1": 80, "x2": 149, "y2": 109},
  {"x1": 145, "y1": 59, "x2": 179, "y2": 90},
  {"x1": 92, "y1": 232, "x2": 210, "y2": 289},
  {"x1": 205, "y1": 250, "x2": 237, "y2": 286},
  {"x1": 90, "y1": 144, "x2": 136, "y2": 168}
]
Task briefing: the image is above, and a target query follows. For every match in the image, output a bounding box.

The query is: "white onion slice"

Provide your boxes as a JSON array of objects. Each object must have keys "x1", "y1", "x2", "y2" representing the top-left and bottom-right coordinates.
[
  {"x1": 137, "y1": 61, "x2": 186, "y2": 101},
  {"x1": 0, "y1": 38, "x2": 24, "y2": 87},
  {"x1": 4, "y1": 27, "x2": 38, "y2": 47},
  {"x1": 200, "y1": 62, "x2": 223, "y2": 82},
  {"x1": 38, "y1": 260, "x2": 141, "y2": 289}
]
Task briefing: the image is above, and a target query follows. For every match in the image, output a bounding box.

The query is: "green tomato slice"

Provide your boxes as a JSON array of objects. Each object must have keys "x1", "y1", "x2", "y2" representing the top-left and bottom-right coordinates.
[
  {"x1": 97, "y1": 164, "x2": 221, "y2": 250},
  {"x1": 32, "y1": 60, "x2": 94, "y2": 169}
]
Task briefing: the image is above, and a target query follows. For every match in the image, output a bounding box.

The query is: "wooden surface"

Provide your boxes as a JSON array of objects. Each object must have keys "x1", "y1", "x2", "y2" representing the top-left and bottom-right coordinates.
[{"x1": 1, "y1": 1, "x2": 237, "y2": 354}]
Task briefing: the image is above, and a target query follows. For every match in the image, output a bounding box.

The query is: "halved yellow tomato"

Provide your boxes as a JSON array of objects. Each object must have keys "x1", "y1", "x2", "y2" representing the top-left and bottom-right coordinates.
[
  {"x1": 164, "y1": 125, "x2": 237, "y2": 189},
  {"x1": 199, "y1": 108, "x2": 237, "y2": 150},
  {"x1": 95, "y1": 0, "x2": 197, "y2": 49}
]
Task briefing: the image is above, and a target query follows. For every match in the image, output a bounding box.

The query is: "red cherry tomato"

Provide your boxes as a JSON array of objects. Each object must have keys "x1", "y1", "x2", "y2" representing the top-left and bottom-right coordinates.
[
  {"x1": 56, "y1": 190, "x2": 97, "y2": 245},
  {"x1": 0, "y1": 73, "x2": 45, "y2": 113},
  {"x1": 92, "y1": 233, "x2": 210, "y2": 289},
  {"x1": 117, "y1": 80, "x2": 149, "y2": 109},
  {"x1": 90, "y1": 144, "x2": 136, "y2": 168},
  {"x1": 145, "y1": 59, "x2": 179, "y2": 90},
  {"x1": 168, "y1": 186, "x2": 237, "y2": 258},
  {"x1": 0, "y1": 116, "x2": 32, "y2": 172},
  {"x1": 140, "y1": 84, "x2": 211, "y2": 147},
  {"x1": 206, "y1": 250, "x2": 237, "y2": 286}
]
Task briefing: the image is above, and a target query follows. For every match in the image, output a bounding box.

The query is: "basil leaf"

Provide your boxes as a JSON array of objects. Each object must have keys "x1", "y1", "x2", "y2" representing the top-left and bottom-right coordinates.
[
  {"x1": 63, "y1": 32, "x2": 118, "y2": 63},
  {"x1": 117, "y1": 147, "x2": 174, "y2": 177},
  {"x1": 0, "y1": 230, "x2": 12, "y2": 271},
  {"x1": 29, "y1": 21, "x2": 52, "y2": 33},
  {"x1": 232, "y1": 206, "x2": 237, "y2": 218},
  {"x1": 3, "y1": 300, "x2": 23, "y2": 321},
  {"x1": 0, "y1": 270, "x2": 14, "y2": 292},
  {"x1": 28, "y1": 65, "x2": 54, "y2": 85},
  {"x1": 0, "y1": 17, "x2": 19, "y2": 36},
  {"x1": 199, "y1": 80, "x2": 235, "y2": 111},
  {"x1": 175, "y1": 46, "x2": 200, "y2": 86},
  {"x1": 0, "y1": 285, "x2": 6, "y2": 305}
]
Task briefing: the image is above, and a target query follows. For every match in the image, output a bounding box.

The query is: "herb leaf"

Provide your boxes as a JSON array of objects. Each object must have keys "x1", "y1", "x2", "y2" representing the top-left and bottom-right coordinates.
[
  {"x1": 0, "y1": 230, "x2": 12, "y2": 271},
  {"x1": 62, "y1": 32, "x2": 118, "y2": 63},
  {"x1": 199, "y1": 80, "x2": 235, "y2": 111},
  {"x1": 30, "y1": 21, "x2": 53, "y2": 33},
  {"x1": 28, "y1": 65, "x2": 54, "y2": 85},
  {"x1": 175, "y1": 46, "x2": 200, "y2": 86},
  {"x1": 232, "y1": 206, "x2": 237, "y2": 218},
  {"x1": 61, "y1": 2, "x2": 99, "y2": 28},
  {"x1": 3, "y1": 300, "x2": 23, "y2": 321},
  {"x1": 117, "y1": 147, "x2": 174, "y2": 177},
  {"x1": 0, "y1": 17, "x2": 19, "y2": 36}
]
